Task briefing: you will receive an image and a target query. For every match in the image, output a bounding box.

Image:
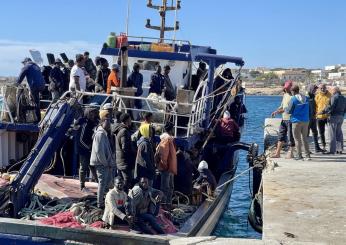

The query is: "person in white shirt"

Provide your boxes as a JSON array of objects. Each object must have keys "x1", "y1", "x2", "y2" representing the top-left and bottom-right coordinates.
[{"x1": 69, "y1": 54, "x2": 86, "y2": 92}]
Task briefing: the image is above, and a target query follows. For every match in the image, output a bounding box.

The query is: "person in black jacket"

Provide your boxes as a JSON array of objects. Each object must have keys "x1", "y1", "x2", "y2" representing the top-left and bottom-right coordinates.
[
  {"x1": 95, "y1": 58, "x2": 110, "y2": 92},
  {"x1": 83, "y1": 51, "x2": 97, "y2": 80},
  {"x1": 77, "y1": 104, "x2": 99, "y2": 190},
  {"x1": 114, "y1": 113, "x2": 135, "y2": 191},
  {"x1": 49, "y1": 58, "x2": 65, "y2": 102},
  {"x1": 307, "y1": 84, "x2": 323, "y2": 153}
]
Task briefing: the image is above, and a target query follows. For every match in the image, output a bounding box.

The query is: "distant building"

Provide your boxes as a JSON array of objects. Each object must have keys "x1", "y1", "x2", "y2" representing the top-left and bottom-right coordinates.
[{"x1": 281, "y1": 70, "x2": 307, "y2": 82}]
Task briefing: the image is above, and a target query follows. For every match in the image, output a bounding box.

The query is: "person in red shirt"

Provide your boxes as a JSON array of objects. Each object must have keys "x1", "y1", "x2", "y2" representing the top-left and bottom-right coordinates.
[{"x1": 215, "y1": 111, "x2": 240, "y2": 144}]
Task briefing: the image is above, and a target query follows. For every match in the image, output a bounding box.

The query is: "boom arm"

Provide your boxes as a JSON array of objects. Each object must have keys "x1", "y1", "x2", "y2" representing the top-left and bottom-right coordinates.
[{"x1": 9, "y1": 98, "x2": 81, "y2": 217}]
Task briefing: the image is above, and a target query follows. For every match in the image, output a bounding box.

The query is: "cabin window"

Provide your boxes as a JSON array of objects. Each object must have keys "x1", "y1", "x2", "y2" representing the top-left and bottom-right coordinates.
[{"x1": 137, "y1": 60, "x2": 160, "y2": 71}]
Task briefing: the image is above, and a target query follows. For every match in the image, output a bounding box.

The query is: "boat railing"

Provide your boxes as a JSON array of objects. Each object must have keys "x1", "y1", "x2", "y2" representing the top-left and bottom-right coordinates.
[
  {"x1": 124, "y1": 35, "x2": 192, "y2": 54},
  {"x1": 0, "y1": 87, "x2": 15, "y2": 123},
  {"x1": 64, "y1": 90, "x2": 205, "y2": 138}
]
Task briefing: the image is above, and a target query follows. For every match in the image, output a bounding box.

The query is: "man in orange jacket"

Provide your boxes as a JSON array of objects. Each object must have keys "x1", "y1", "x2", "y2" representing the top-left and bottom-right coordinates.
[
  {"x1": 156, "y1": 122, "x2": 177, "y2": 208},
  {"x1": 107, "y1": 64, "x2": 120, "y2": 94}
]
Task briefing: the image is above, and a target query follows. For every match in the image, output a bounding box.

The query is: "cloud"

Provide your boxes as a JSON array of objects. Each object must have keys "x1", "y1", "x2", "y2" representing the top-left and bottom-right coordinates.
[{"x1": 0, "y1": 39, "x2": 103, "y2": 76}]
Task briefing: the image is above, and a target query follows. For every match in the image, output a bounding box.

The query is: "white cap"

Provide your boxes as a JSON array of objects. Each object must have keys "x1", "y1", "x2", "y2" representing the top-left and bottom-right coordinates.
[
  {"x1": 102, "y1": 103, "x2": 113, "y2": 110},
  {"x1": 223, "y1": 110, "x2": 231, "y2": 119},
  {"x1": 198, "y1": 160, "x2": 208, "y2": 171}
]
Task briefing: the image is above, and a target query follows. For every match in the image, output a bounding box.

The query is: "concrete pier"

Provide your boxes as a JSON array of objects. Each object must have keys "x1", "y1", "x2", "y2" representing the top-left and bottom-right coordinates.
[{"x1": 262, "y1": 118, "x2": 346, "y2": 245}]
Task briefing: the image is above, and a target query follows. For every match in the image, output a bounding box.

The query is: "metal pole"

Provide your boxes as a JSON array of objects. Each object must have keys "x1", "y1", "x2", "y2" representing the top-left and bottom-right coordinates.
[
  {"x1": 160, "y1": 0, "x2": 167, "y2": 42},
  {"x1": 173, "y1": 0, "x2": 178, "y2": 42},
  {"x1": 126, "y1": 0, "x2": 131, "y2": 35}
]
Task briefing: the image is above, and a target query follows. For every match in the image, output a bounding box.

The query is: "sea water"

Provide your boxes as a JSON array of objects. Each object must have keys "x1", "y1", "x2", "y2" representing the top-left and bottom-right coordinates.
[{"x1": 213, "y1": 95, "x2": 281, "y2": 238}]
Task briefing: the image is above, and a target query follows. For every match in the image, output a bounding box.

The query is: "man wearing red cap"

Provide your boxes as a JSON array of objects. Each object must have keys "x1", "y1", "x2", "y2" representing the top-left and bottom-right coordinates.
[{"x1": 270, "y1": 80, "x2": 295, "y2": 158}]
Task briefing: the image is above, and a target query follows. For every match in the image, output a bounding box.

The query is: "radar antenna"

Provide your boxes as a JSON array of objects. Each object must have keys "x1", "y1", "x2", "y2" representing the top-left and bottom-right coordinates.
[{"x1": 146, "y1": 0, "x2": 181, "y2": 42}]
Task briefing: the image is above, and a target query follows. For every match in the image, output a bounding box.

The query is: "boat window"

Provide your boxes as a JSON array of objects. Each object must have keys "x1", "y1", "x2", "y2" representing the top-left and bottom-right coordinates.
[{"x1": 137, "y1": 60, "x2": 160, "y2": 71}]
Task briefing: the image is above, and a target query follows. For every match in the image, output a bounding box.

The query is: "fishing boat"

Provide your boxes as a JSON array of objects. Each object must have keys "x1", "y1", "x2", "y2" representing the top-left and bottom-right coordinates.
[{"x1": 0, "y1": 1, "x2": 258, "y2": 244}]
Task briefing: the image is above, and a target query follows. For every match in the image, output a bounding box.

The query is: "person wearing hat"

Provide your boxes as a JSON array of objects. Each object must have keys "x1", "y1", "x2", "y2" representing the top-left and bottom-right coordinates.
[
  {"x1": 135, "y1": 123, "x2": 156, "y2": 186},
  {"x1": 83, "y1": 51, "x2": 97, "y2": 80},
  {"x1": 76, "y1": 103, "x2": 100, "y2": 190},
  {"x1": 155, "y1": 121, "x2": 177, "y2": 208},
  {"x1": 69, "y1": 54, "x2": 86, "y2": 92},
  {"x1": 106, "y1": 64, "x2": 120, "y2": 94},
  {"x1": 16, "y1": 57, "x2": 46, "y2": 122},
  {"x1": 270, "y1": 80, "x2": 295, "y2": 158},
  {"x1": 195, "y1": 160, "x2": 217, "y2": 193},
  {"x1": 127, "y1": 63, "x2": 144, "y2": 108},
  {"x1": 114, "y1": 113, "x2": 135, "y2": 191},
  {"x1": 162, "y1": 65, "x2": 176, "y2": 101},
  {"x1": 49, "y1": 58, "x2": 65, "y2": 102}
]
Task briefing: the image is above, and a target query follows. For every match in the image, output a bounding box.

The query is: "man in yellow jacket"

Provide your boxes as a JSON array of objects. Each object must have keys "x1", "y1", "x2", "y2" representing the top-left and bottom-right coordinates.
[{"x1": 314, "y1": 84, "x2": 331, "y2": 150}]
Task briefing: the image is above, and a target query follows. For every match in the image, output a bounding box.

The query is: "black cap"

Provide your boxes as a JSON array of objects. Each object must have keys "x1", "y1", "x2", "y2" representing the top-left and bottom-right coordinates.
[
  {"x1": 164, "y1": 121, "x2": 174, "y2": 132},
  {"x1": 120, "y1": 113, "x2": 131, "y2": 123},
  {"x1": 21, "y1": 57, "x2": 32, "y2": 64},
  {"x1": 55, "y1": 58, "x2": 62, "y2": 64}
]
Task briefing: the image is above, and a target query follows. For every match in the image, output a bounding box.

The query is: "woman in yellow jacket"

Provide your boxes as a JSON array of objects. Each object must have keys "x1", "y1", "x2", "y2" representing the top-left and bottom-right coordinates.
[{"x1": 314, "y1": 84, "x2": 331, "y2": 150}]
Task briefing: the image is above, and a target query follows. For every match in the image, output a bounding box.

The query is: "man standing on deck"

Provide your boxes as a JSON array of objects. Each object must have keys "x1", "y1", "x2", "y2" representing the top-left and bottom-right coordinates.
[
  {"x1": 156, "y1": 122, "x2": 177, "y2": 209},
  {"x1": 90, "y1": 116, "x2": 114, "y2": 208},
  {"x1": 162, "y1": 65, "x2": 176, "y2": 101},
  {"x1": 270, "y1": 81, "x2": 295, "y2": 158},
  {"x1": 320, "y1": 87, "x2": 346, "y2": 154},
  {"x1": 16, "y1": 57, "x2": 45, "y2": 122},
  {"x1": 69, "y1": 54, "x2": 86, "y2": 92},
  {"x1": 49, "y1": 58, "x2": 65, "y2": 102},
  {"x1": 83, "y1": 51, "x2": 97, "y2": 80},
  {"x1": 315, "y1": 84, "x2": 332, "y2": 151},
  {"x1": 77, "y1": 104, "x2": 99, "y2": 191},
  {"x1": 114, "y1": 113, "x2": 135, "y2": 192},
  {"x1": 149, "y1": 65, "x2": 165, "y2": 96},
  {"x1": 127, "y1": 63, "x2": 144, "y2": 108}
]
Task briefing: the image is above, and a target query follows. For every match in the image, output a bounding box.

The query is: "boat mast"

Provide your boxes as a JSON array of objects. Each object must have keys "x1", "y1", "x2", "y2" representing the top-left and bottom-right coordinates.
[{"x1": 146, "y1": 0, "x2": 181, "y2": 43}]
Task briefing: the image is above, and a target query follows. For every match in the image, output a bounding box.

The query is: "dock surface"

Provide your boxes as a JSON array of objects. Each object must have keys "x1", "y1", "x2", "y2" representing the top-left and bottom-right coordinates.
[{"x1": 263, "y1": 118, "x2": 346, "y2": 244}]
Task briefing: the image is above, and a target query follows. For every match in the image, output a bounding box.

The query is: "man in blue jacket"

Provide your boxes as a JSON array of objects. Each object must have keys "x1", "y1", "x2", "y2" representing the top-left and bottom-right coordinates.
[
  {"x1": 16, "y1": 57, "x2": 45, "y2": 122},
  {"x1": 149, "y1": 65, "x2": 164, "y2": 96},
  {"x1": 286, "y1": 85, "x2": 311, "y2": 160}
]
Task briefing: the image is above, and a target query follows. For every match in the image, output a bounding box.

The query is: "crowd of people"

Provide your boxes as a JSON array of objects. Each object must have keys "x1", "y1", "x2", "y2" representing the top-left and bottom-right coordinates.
[
  {"x1": 73, "y1": 104, "x2": 239, "y2": 234},
  {"x1": 271, "y1": 81, "x2": 346, "y2": 160}
]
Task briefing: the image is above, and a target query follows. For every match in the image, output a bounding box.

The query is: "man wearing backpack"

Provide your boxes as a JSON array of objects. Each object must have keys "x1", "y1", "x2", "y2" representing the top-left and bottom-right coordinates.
[{"x1": 16, "y1": 57, "x2": 46, "y2": 122}]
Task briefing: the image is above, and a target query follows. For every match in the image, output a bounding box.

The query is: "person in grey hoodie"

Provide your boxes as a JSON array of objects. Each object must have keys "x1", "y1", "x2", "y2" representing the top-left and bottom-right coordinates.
[{"x1": 90, "y1": 117, "x2": 115, "y2": 208}]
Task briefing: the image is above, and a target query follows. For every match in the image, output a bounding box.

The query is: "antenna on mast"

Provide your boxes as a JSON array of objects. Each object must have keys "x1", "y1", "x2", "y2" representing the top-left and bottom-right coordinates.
[{"x1": 145, "y1": 0, "x2": 181, "y2": 43}]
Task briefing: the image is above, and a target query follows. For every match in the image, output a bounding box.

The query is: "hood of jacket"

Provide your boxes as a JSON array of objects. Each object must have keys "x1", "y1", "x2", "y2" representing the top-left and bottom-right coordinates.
[
  {"x1": 160, "y1": 132, "x2": 172, "y2": 140},
  {"x1": 294, "y1": 93, "x2": 307, "y2": 104},
  {"x1": 114, "y1": 123, "x2": 127, "y2": 135},
  {"x1": 137, "y1": 136, "x2": 150, "y2": 146}
]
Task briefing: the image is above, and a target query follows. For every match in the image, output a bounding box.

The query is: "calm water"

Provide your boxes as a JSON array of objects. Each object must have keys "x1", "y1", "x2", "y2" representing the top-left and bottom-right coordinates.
[{"x1": 213, "y1": 95, "x2": 281, "y2": 238}]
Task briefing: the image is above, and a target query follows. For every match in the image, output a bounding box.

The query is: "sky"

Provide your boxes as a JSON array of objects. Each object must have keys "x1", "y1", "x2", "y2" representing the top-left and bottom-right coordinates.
[{"x1": 1, "y1": 0, "x2": 346, "y2": 76}]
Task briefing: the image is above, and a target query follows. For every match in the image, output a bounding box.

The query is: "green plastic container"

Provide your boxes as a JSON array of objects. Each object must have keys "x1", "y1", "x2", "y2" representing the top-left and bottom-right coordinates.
[{"x1": 107, "y1": 32, "x2": 117, "y2": 48}]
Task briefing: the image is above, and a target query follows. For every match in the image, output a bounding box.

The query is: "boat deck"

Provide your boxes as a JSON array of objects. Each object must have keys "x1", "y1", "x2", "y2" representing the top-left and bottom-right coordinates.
[{"x1": 262, "y1": 118, "x2": 346, "y2": 244}]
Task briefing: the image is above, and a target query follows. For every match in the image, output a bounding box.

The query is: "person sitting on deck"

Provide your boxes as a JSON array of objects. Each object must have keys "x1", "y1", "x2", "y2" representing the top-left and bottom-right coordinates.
[
  {"x1": 128, "y1": 177, "x2": 165, "y2": 234},
  {"x1": 215, "y1": 111, "x2": 240, "y2": 144},
  {"x1": 149, "y1": 65, "x2": 165, "y2": 96},
  {"x1": 106, "y1": 64, "x2": 120, "y2": 94},
  {"x1": 90, "y1": 116, "x2": 114, "y2": 208},
  {"x1": 228, "y1": 95, "x2": 248, "y2": 127},
  {"x1": 155, "y1": 122, "x2": 177, "y2": 209},
  {"x1": 127, "y1": 63, "x2": 144, "y2": 109},
  {"x1": 102, "y1": 176, "x2": 133, "y2": 228},
  {"x1": 195, "y1": 160, "x2": 217, "y2": 193},
  {"x1": 135, "y1": 124, "x2": 156, "y2": 187}
]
